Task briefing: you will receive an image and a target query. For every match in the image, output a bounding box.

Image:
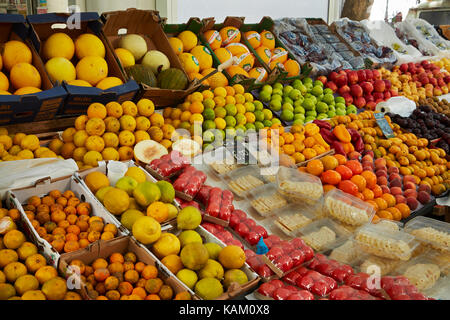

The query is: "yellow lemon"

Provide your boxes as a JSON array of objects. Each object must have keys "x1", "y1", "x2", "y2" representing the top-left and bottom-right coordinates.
[
  {"x1": 179, "y1": 53, "x2": 200, "y2": 74},
  {"x1": 45, "y1": 57, "x2": 76, "y2": 83},
  {"x1": 96, "y1": 77, "x2": 123, "y2": 90},
  {"x1": 203, "y1": 30, "x2": 222, "y2": 50},
  {"x1": 177, "y1": 30, "x2": 198, "y2": 52},
  {"x1": 169, "y1": 37, "x2": 183, "y2": 55},
  {"x1": 190, "y1": 45, "x2": 213, "y2": 71}
]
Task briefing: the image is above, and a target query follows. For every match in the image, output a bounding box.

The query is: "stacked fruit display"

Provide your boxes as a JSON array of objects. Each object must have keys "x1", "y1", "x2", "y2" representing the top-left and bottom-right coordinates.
[
  {"x1": 431, "y1": 57, "x2": 450, "y2": 73},
  {"x1": 201, "y1": 222, "x2": 244, "y2": 249},
  {"x1": 387, "y1": 107, "x2": 450, "y2": 154},
  {"x1": 0, "y1": 128, "x2": 59, "y2": 161},
  {"x1": 227, "y1": 209, "x2": 268, "y2": 247},
  {"x1": 0, "y1": 40, "x2": 46, "y2": 96},
  {"x1": 67, "y1": 251, "x2": 191, "y2": 300},
  {"x1": 116, "y1": 34, "x2": 189, "y2": 91},
  {"x1": 418, "y1": 97, "x2": 450, "y2": 118},
  {"x1": 83, "y1": 167, "x2": 178, "y2": 230},
  {"x1": 195, "y1": 185, "x2": 234, "y2": 222},
  {"x1": 386, "y1": 60, "x2": 450, "y2": 103},
  {"x1": 0, "y1": 220, "x2": 80, "y2": 300},
  {"x1": 324, "y1": 69, "x2": 394, "y2": 110},
  {"x1": 163, "y1": 85, "x2": 281, "y2": 149},
  {"x1": 23, "y1": 190, "x2": 119, "y2": 253},
  {"x1": 258, "y1": 78, "x2": 357, "y2": 125},
  {"x1": 51, "y1": 99, "x2": 170, "y2": 169},
  {"x1": 256, "y1": 278, "x2": 315, "y2": 300},
  {"x1": 42, "y1": 33, "x2": 123, "y2": 90}
]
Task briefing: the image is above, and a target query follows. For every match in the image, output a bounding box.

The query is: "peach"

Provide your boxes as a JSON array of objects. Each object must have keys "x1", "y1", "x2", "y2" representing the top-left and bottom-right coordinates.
[
  {"x1": 389, "y1": 178, "x2": 402, "y2": 188},
  {"x1": 389, "y1": 173, "x2": 401, "y2": 182},
  {"x1": 403, "y1": 175, "x2": 416, "y2": 185},
  {"x1": 377, "y1": 176, "x2": 388, "y2": 186},
  {"x1": 348, "y1": 151, "x2": 362, "y2": 160},
  {"x1": 388, "y1": 166, "x2": 399, "y2": 175},
  {"x1": 404, "y1": 189, "x2": 418, "y2": 198},
  {"x1": 404, "y1": 182, "x2": 416, "y2": 190},
  {"x1": 417, "y1": 191, "x2": 431, "y2": 205},
  {"x1": 418, "y1": 184, "x2": 431, "y2": 194},
  {"x1": 363, "y1": 165, "x2": 374, "y2": 172},
  {"x1": 362, "y1": 155, "x2": 373, "y2": 163},
  {"x1": 390, "y1": 187, "x2": 403, "y2": 196},
  {"x1": 406, "y1": 197, "x2": 419, "y2": 210},
  {"x1": 374, "y1": 158, "x2": 387, "y2": 168},
  {"x1": 376, "y1": 170, "x2": 388, "y2": 178},
  {"x1": 380, "y1": 185, "x2": 391, "y2": 194},
  {"x1": 395, "y1": 195, "x2": 406, "y2": 204}
]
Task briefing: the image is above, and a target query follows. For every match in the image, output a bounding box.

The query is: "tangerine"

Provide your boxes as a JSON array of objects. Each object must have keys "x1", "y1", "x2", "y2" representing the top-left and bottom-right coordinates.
[
  {"x1": 321, "y1": 170, "x2": 341, "y2": 185},
  {"x1": 306, "y1": 159, "x2": 324, "y2": 176},
  {"x1": 350, "y1": 175, "x2": 367, "y2": 192},
  {"x1": 335, "y1": 165, "x2": 353, "y2": 180}
]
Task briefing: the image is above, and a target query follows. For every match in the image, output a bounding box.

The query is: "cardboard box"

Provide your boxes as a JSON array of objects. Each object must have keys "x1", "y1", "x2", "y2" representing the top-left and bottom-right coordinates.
[
  {"x1": 6, "y1": 174, "x2": 129, "y2": 268},
  {"x1": 75, "y1": 160, "x2": 181, "y2": 228},
  {"x1": 27, "y1": 12, "x2": 139, "y2": 117},
  {"x1": 58, "y1": 236, "x2": 193, "y2": 300},
  {"x1": 0, "y1": 14, "x2": 67, "y2": 125},
  {"x1": 162, "y1": 225, "x2": 260, "y2": 300},
  {"x1": 101, "y1": 9, "x2": 201, "y2": 108}
]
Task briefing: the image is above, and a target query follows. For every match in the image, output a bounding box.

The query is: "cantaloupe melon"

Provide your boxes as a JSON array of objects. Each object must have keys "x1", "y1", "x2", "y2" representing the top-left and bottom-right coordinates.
[
  {"x1": 134, "y1": 140, "x2": 168, "y2": 164},
  {"x1": 141, "y1": 50, "x2": 170, "y2": 75},
  {"x1": 118, "y1": 34, "x2": 148, "y2": 61}
]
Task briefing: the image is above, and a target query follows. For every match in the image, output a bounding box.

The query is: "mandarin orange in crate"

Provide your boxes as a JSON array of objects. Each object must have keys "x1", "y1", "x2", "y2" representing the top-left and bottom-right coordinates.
[
  {"x1": 58, "y1": 236, "x2": 193, "y2": 300},
  {"x1": 6, "y1": 174, "x2": 128, "y2": 268}
]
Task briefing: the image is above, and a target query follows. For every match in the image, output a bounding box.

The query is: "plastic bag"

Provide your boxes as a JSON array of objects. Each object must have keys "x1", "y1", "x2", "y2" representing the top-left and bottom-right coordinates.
[
  {"x1": 375, "y1": 96, "x2": 417, "y2": 117},
  {"x1": 0, "y1": 158, "x2": 78, "y2": 200}
]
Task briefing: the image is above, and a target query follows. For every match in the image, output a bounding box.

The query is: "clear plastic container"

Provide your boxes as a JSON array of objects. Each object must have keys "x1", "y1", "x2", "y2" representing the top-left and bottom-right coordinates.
[
  {"x1": 247, "y1": 183, "x2": 289, "y2": 218},
  {"x1": 265, "y1": 203, "x2": 317, "y2": 237},
  {"x1": 295, "y1": 218, "x2": 351, "y2": 252},
  {"x1": 323, "y1": 188, "x2": 376, "y2": 227},
  {"x1": 202, "y1": 146, "x2": 241, "y2": 179},
  {"x1": 276, "y1": 166, "x2": 323, "y2": 205},
  {"x1": 354, "y1": 223, "x2": 420, "y2": 261},
  {"x1": 404, "y1": 216, "x2": 450, "y2": 253},
  {"x1": 326, "y1": 239, "x2": 369, "y2": 267},
  {"x1": 225, "y1": 165, "x2": 266, "y2": 199}
]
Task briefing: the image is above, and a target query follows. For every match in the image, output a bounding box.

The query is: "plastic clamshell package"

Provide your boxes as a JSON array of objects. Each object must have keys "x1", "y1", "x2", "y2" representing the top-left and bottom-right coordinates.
[
  {"x1": 247, "y1": 183, "x2": 289, "y2": 218},
  {"x1": 404, "y1": 216, "x2": 450, "y2": 253},
  {"x1": 295, "y1": 218, "x2": 352, "y2": 252},
  {"x1": 201, "y1": 146, "x2": 241, "y2": 179},
  {"x1": 354, "y1": 222, "x2": 420, "y2": 261},
  {"x1": 323, "y1": 188, "x2": 376, "y2": 227},
  {"x1": 266, "y1": 203, "x2": 318, "y2": 237},
  {"x1": 276, "y1": 166, "x2": 324, "y2": 205},
  {"x1": 225, "y1": 165, "x2": 266, "y2": 199}
]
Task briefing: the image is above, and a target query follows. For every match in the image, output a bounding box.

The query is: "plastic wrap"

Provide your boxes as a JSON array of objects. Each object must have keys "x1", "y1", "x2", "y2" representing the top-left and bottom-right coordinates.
[
  {"x1": 276, "y1": 166, "x2": 323, "y2": 205},
  {"x1": 247, "y1": 183, "x2": 289, "y2": 217},
  {"x1": 225, "y1": 165, "x2": 266, "y2": 198},
  {"x1": 404, "y1": 216, "x2": 450, "y2": 253},
  {"x1": 307, "y1": 252, "x2": 355, "y2": 283}
]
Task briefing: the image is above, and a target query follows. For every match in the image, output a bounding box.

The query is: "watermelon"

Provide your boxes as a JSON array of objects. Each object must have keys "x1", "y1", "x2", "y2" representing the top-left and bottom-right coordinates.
[
  {"x1": 125, "y1": 64, "x2": 157, "y2": 87},
  {"x1": 157, "y1": 68, "x2": 188, "y2": 90}
]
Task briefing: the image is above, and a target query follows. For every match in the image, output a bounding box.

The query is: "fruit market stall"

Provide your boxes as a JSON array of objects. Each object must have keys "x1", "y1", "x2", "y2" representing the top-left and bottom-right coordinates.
[{"x1": 0, "y1": 8, "x2": 450, "y2": 302}]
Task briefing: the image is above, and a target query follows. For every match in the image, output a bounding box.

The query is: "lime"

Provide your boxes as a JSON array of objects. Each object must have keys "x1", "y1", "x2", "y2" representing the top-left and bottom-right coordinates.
[
  {"x1": 203, "y1": 108, "x2": 215, "y2": 120},
  {"x1": 245, "y1": 123, "x2": 256, "y2": 131},
  {"x1": 302, "y1": 98, "x2": 315, "y2": 111},
  {"x1": 262, "y1": 85, "x2": 273, "y2": 94},
  {"x1": 235, "y1": 125, "x2": 246, "y2": 134},
  {"x1": 179, "y1": 121, "x2": 191, "y2": 130},
  {"x1": 202, "y1": 119, "x2": 216, "y2": 131},
  {"x1": 254, "y1": 121, "x2": 264, "y2": 130},
  {"x1": 263, "y1": 120, "x2": 272, "y2": 127},
  {"x1": 254, "y1": 100, "x2": 264, "y2": 111},
  {"x1": 226, "y1": 127, "x2": 236, "y2": 137},
  {"x1": 294, "y1": 106, "x2": 305, "y2": 114},
  {"x1": 225, "y1": 104, "x2": 237, "y2": 116},
  {"x1": 311, "y1": 86, "x2": 323, "y2": 97},
  {"x1": 281, "y1": 109, "x2": 294, "y2": 122},
  {"x1": 235, "y1": 114, "x2": 247, "y2": 125},
  {"x1": 316, "y1": 102, "x2": 329, "y2": 114},
  {"x1": 214, "y1": 107, "x2": 226, "y2": 118},
  {"x1": 244, "y1": 102, "x2": 255, "y2": 112},
  {"x1": 225, "y1": 116, "x2": 236, "y2": 127},
  {"x1": 259, "y1": 91, "x2": 271, "y2": 102},
  {"x1": 203, "y1": 130, "x2": 215, "y2": 142},
  {"x1": 262, "y1": 109, "x2": 273, "y2": 120},
  {"x1": 254, "y1": 110, "x2": 265, "y2": 122},
  {"x1": 203, "y1": 98, "x2": 215, "y2": 109},
  {"x1": 270, "y1": 100, "x2": 282, "y2": 111}
]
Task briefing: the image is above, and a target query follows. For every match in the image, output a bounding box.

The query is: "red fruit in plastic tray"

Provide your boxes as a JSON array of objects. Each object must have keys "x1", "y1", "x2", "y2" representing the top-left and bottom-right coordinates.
[
  {"x1": 257, "y1": 283, "x2": 276, "y2": 297},
  {"x1": 246, "y1": 256, "x2": 262, "y2": 270},
  {"x1": 201, "y1": 222, "x2": 217, "y2": 235},
  {"x1": 222, "y1": 190, "x2": 234, "y2": 202},
  {"x1": 218, "y1": 208, "x2": 231, "y2": 221},
  {"x1": 329, "y1": 286, "x2": 378, "y2": 300},
  {"x1": 244, "y1": 249, "x2": 256, "y2": 259},
  {"x1": 245, "y1": 219, "x2": 257, "y2": 229},
  {"x1": 269, "y1": 279, "x2": 284, "y2": 289},
  {"x1": 195, "y1": 185, "x2": 213, "y2": 204},
  {"x1": 206, "y1": 200, "x2": 221, "y2": 217},
  {"x1": 282, "y1": 271, "x2": 302, "y2": 286},
  {"x1": 229, "y1": 213, "x2": 241, "y2": 229},
  {"x1": 284, "y1": 285, "x2": 299, "y2": 293},
  {"x1": 265, "y1": 235, "x2": 281, "y2": 245},
  {"x1": 253, "y1": 225, "x2": 268, "y2": 239},
  {"x1": 266, "y1": 247, "x2": 284, "y2": 261},
  {"x1": 311, "y1": 280, "x2": 335, "y2": 297},
  {"x1": 258, "y1": 264, "x2": 275, "y2": 278},
  {"x1": 246, "y1": 232, "x2": 261, "y2": 246},
  {"x1": 280, "y1": 241, "x2": 295, "y2": 254},
  {"x1": 290, "y1": 249, "x2": 306, "y2": 267},
  {"x1": 274, "y1": 256, "x2": 294, "y2": 273},
  {"x1": 236, "y1": 222, "x2": 250, "y2": 238},
  {"x1": 301, "y1": 246, "x2": 315, "y2": 262},
  {"x1": 233, "y1": 209, "x2": 247, "y2": 220},
  {"x1": 228, "y1": 239, "x2": 244, "y2": 250},
  {"x1": 330, "y1": 265, "x2": 354, "y2": 283},
  {"x1": 345, "y1": 272, "x2": 369, "y2": 290},
  {"x1": 296, "y1": 266, "x2": 310, "y2": 277},
  {"x1": 272, "y1": 287, "x2": 292, "y2": 300},
  {"x1": 287, "y1": 291, "x2": 315, "y2": 300}
]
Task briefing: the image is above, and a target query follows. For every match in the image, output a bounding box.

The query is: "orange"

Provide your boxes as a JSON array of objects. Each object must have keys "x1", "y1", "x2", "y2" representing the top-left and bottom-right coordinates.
[
  {"x1": 189, "y1": 101, "x2": 204, "y2": 114},
  {"x1": 377, "y1": 210, "x2": 393, "y2": 220},
  {"x1": 374, "y1": 198, "x2": 388, "y2": 210},
  {"x1": 282, "y1": 144, "x2": 295, "y2": 155},
  {"x1": 10, "y1": 63, "x2": 41, "y2": 89},
  {"x1": 334, "y1": 154, "x2": 347, "y2": 165},
  {"x1": 371, "y1": 185, "x2": 383, "y2": 198},
  {"x1": 381, "y1": 193, "x2": 396, "y2": 207},
  {"x1": 306, "y1": 159, "x2": 324, "y2": 176},
  {"x1": 321, "y1": 155, "x2": 339, "y2": 170},
  {"x1": 303, "y1": 148, "x2": 317, "y2": 160},
  {"x1": 362, "y1": 188, "x2": 374, "y2": 201},
  {"x1": 321, "y1": 170, "x2": 341, "y2": 185},
  {"x1": 346, "y1": 160, "x2": 363, "y2": 175},
  {"x1": 92, "y1": 258, "x2": 108, "y2": 270},
  {"x1": 64, "y1": 240, "x2": 80, "y2": 253},
  {"x1": 146, "y1": 202, "x2": 169, "y2": 223},
  {"x1": 365, "y1": 200, "x2": 378, "y2": 212},
  {"x1": 322, "y1": 184, "x2": 336, "y2": 193},
  {"x1": 335, "y1": 165, "x2": 353, "y2": 180},
  {"x1": 135, "y1": 262, "x2": 145, "y2": 274},
  {"x1": 395, "y1": 203, "x2": 411, "y2": 219},
  {"x1": 87, "y1": 103, "x2": 107, "y2": 119},
  {"x1": 124, "y1": 270, "x2": 139, "y2": 284},
  {"x1": 283, "y1": 133, "x2": 294, "y2": 144},
  {"x1": 304, "y1": 137, "x2": 316, "y2": 148},
  {"x1": 386, "y1": 207, "x2": 402, "y2": 221},
  {"x1": 350, "y1": 175, "x2": 367, "y2": 192},
  {"x1": 118, "y1": 282, "x2": 133, "y2": 296},
  {"x1": 361, "y1": 171, "x2": 377, "y2": 188},
  {"x1": 142, "y1": 265, "x2": 158, "y2": 280}
]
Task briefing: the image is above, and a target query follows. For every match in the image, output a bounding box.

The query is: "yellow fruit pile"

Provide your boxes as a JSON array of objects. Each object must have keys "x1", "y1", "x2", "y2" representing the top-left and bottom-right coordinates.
[
  {"x1": 43, "y1": 32, "x2": 123, "y2": 90},
  {"x1": 50, "y1": 98, "x2": 171, "y2": 169},
  {"x1": 0, "y1": 128, "x2": 59, "y2": 161},
  {"x1": 169, "y1": 30, "x2": 228, "y2": 89},
  {"x1": 0, "y1": 218, "x2": 80, "y2": 300},
  {"x1": 0, "y1": 40, "x2": 43, "y2": 96},
  {"x1": 431, "y1": 58, "x2": 450, "y2": 73}
]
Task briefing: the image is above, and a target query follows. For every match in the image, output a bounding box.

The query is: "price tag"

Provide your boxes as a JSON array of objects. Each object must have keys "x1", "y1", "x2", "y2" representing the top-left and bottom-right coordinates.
[{"x1": 374, "y1": 112, "x2": 395, "y2": 138}]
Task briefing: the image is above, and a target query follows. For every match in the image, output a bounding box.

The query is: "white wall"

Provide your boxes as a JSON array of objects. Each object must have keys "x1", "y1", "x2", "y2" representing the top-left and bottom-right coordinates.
[
  {"x1": 176, "y1": 0, "x2": 329, "y2": 23},
  {"x1": 85, "y1": 0, "x2": 156, "y2": 13}
]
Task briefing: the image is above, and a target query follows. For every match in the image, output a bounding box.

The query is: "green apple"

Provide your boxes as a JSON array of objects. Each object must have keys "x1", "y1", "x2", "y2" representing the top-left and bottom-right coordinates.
[
  {"x1": 262, "y1": 85, "x2": 273, "y2": 94},
  {"x1": 294, "y1": 106, "x2": 305, "y2": 114},
  {"x1": 282, "y1": 103, "x2": 294, "y2": 112},
  {"x1": 316, "y1": 102, "x2": 329, "y2": 114},
  {"x1": 280, "y1": 109, "x2": 294, "y2": 122},
  {"x1": 259, "y1": 90, "x2": 271, "y2": 102},
  {"x1": 270, "y1": 100, "x2": 282, "y2": 111}
]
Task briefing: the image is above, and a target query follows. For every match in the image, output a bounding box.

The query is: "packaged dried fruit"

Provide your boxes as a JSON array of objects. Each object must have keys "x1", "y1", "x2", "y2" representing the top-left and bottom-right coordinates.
[
  {"x1": 354, "y1": 223, "x2": 419, "y2": 261},
  {"x1": 247, "y1": 183, "x2": 289, "y2": 217},
  {"x1": 276, "y1": 166, "x2": 323, "y2": 205},
  {"x1": 202, "y1": 146, "x2": 240, "y2": 178},
  {"x1": 323, "y1": 188, "x2": 375, "y2": 227},
  {"x1": 404, "y1": 216, "x2": 450, "y2": 253},
  {"x1": 270, "y1": 203, "x2": 317, "y2": 237},
  {"x1": 225, "y1": 165, "x2": 266, "y2": 198}
]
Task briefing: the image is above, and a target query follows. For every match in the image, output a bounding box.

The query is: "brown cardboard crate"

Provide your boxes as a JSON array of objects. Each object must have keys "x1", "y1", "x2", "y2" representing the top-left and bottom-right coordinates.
[
  {"x1": 6, "y1": 174, "x2": 128, "y2": 268},
  {"x1": 101, "y1": 9, "x2": 201, "y2": 108},
  {"x1": 58, "y1": 235, "x2": 194, "y2": 300}
]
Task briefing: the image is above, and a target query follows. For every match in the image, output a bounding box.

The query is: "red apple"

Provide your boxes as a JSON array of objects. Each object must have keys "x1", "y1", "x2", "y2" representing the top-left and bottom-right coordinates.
[
  {"x1": 329, "y1": 71, "x2": 339, "y2": 82},
  {"x1": 366, "y1": 101, "x2": 377, "y2": 110},
  {"x1": 336, "y1": 74, "x2": 348, "y2": 87},
  {"x1": 354, "y1": 96, "x2": 366, "y2": 108},
  {"x1": 365, "y1": 69, "x2": 373, "y2": 80},
  {"x1": 357, "y1": 69, "x2": 367, "y2": 82},
  {"x1": 373, "y1": 92, "x2": 384, "y2": 100},
  {"x1": 361, "y1": 81, "x2": 374, "y2": 94},
  {"x1": 350, "y1": 84, "x2": 363, "y2": 97},
  {"x1": 372, "y1": 69, "x2": 381, "y2": 80},
  {"x1": 348, "y1": 70, "x2": 359, "y2": 84},
  {"x1": 383, "y1": 91, "x2": 391, "y2": 100},
  {"x1": 326, "y1": 81, "x2": 338, "y2": 92},
  {"x1": 374, "y1": 79, "x2": 386, "y2": 93},
  {"x1": 383, "y1": 79, "x2": 391, "y2": 89},
  {"x1": 317, "y1": 75, "x2": 327, "y2": 84},
  {"x1": 342, "y1": 93, "x2": 354, "y2": 106},
  {"x1": 338, "y1": 85, "x2": 350, "y2": 95},
  {"x1": 364, "y1": 93, "x2": 374, "y2": 102},
  {"x1": 400, "y1": 64, "x2": 408, "y2": 73},
  {"x1": 389, "y1": 88, "x2": 398, "y2": 97},
  {"x1": 421, "y1": 60, "x2": 431, "y2": 69},
  {"x1": 430, "y1": 77, "x2": 437, "y2": 86}
]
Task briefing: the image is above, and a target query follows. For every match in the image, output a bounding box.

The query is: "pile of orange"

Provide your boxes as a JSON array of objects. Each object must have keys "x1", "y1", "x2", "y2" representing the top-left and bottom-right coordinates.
[
  {"x1": 24, "y1": 190, "x2": 119, "y2": 253},
  {"x1": 70, "y1": 251, "x2": 191, "y2": 300}
]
